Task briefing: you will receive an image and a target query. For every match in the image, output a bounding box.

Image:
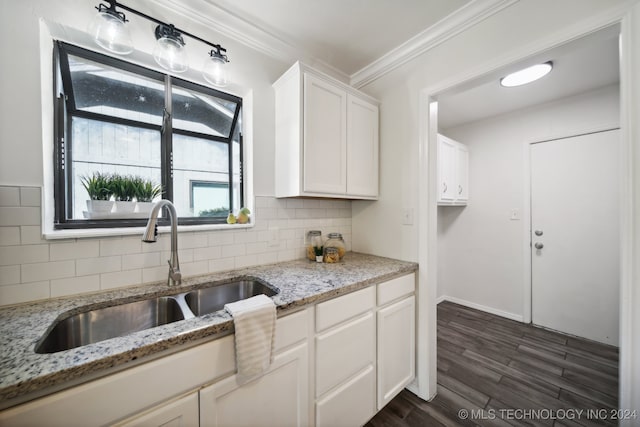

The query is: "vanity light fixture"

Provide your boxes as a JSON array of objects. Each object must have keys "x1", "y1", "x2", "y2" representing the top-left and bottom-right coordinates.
[
  {"x1": 90, "y1": 1, "x2": 230, "y2": 84},
  {"x1": 500, "y1": 61, "x2": 553, "y2": 87}
]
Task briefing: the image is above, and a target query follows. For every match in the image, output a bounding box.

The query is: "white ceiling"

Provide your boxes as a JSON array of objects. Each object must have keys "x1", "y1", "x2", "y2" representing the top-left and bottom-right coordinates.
[
  {"x1": 438, "y1": 25, "x2": 621, "y2": 129},
  {"x1": 202, "y1": 0, "x2": 471, "y2": 76}
]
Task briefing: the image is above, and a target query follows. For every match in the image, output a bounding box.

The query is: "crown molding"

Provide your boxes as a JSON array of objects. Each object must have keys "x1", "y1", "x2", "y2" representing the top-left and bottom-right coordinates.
[
  {"x1": 350, "y1": 0, "x2": 520, "y2": 88},
  {"x1": 150, "y1": 0, "x2": 350, "y2": 82}
]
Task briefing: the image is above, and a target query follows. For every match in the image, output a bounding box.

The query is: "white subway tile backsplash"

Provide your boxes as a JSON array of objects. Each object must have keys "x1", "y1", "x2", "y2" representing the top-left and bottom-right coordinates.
[
  {"x1": 122, "y1": 252, "x2": 162, "y2": 270},
  {"x1": 20, "y1": 226, "x2": 46, "y2": 245},
  {"x1": 101, "y1": 269, "x2": 142, "y2": 290},
  {"x1": 0, "y1": 265, "x2": 20, "y2": 286},
  {"x1": 0, "y1": 207, "x2": 41, "y2": 226},
  {"x1": 142, "y1": 266, "x2": 169, "y2": 284},
  {"x1": 50, "y1": 240, "x2": 100, "y2": 261},
  {"x1": 51, "y1": 275, "x2": 100, "y2": 298},
  {"x1": 180, "y1": 261, "x2": 208, "y2": 277},
  {"x1": 0, "y1": 187, "x2": 353, "y2": 306},
  {"x1": 76, "y1": 255, "x2": 121, "y2": 276},
  {"x1": 208, "y1": 257, "x2": 235, "y2": 273},
  {"x1": 0, "y1": 245, "x2": 49, "y2": 266},
  {"x1": 0, "y1": 281, "x2": 50, "y2": 306},
  {"x1": 0, "y1": 187, "x2": 20, "y2": 207},
  {"x1": 100, "y1": 237, "x2": 142, "y2": 256},
  {"x1": 0, "y1": 227, "x2": 20, "y2": 246},
  {"x1": 21, "y1": 260, "x2": 75, "y2": 283},
  {"x1": 193, "y1": 246, "x2": 222, "y2": 262},
  {"x1": 179, "y1": 233, "x2": 209, "y2": 249},
  {"x1": 20, "y1": 187, "x2": 41, "y2": 207}
]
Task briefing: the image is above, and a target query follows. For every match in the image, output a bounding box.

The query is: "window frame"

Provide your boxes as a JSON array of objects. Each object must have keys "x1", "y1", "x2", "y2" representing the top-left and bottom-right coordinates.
[{"x1": 53, "y1": 42, "x2": 243, "y2": 230}]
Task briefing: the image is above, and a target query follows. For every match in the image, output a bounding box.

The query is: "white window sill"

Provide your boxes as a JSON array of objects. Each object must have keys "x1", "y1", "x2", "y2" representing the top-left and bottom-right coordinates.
[{"x1": 43, "y1": 222, "x2": 254, "y2": 240}]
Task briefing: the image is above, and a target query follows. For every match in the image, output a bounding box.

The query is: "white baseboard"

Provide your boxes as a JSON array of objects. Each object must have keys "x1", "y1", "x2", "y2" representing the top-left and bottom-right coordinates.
[{"x1": 437, "y1": 295, "x2": 525, "y2": 323}]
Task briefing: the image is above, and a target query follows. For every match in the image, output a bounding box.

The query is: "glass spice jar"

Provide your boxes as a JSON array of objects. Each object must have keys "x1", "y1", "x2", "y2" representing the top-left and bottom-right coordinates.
[
  {"x1": 323, "y1": 247, "x2": 340, "y2": 264},
  {"x1": 324, "y1": 233, "x2": 346, "y2": 260},
  {"x1": 306, "y1": 230, "x2": 323, "y2": 261}
]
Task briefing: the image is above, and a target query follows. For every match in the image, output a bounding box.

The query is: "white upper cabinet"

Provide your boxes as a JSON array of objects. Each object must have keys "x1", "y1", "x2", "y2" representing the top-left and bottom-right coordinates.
[
  {"x1": 437, "y1": 134, "x2": 469, "y2": 206},
  {"x1": 274, "y1": 62, "x2": 379, "y2": 199}
]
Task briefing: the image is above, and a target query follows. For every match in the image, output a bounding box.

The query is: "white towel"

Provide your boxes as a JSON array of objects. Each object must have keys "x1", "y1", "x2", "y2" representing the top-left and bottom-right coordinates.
[{"x1": 224, "y1": 294, "x2": 276, "y2": 385}]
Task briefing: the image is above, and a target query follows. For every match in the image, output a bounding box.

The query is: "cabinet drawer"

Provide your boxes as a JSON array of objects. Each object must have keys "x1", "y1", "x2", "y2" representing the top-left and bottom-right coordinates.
[
  {"x1": 316, "y1": 312, "x2": 375, "y2": 396},
  {"x1": 316, "y1": 286, "x2": 375, "y2": 332},
  {"x1": 274, "y1": 308, "x2": 309, "y2": 353},
  {"x1": 316, "y1": 365, "x2": 375, "y2": 427},
  {"x1": 377, "y1": 273, "x2": 415, "y2": 306}
]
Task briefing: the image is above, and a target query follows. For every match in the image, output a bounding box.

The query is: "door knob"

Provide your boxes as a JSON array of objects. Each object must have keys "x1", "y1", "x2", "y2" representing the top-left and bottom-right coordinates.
[
  {"x1": 534, "y1": 230, "x2": 543, "y2": 236},
  {"x1": 534, "y1": 242, "x2": 544, "y2": 249}
]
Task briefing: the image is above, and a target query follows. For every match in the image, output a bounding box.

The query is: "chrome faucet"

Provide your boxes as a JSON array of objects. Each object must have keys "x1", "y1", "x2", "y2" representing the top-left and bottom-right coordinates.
[{"x1": 142, "y1": 200, "x2": 182, "y2": 286}]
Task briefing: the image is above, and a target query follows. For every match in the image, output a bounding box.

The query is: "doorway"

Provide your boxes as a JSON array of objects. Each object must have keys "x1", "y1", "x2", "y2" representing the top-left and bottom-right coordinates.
[{"x1": 530, "y1": 129, "x2": 620, "y2": 345}]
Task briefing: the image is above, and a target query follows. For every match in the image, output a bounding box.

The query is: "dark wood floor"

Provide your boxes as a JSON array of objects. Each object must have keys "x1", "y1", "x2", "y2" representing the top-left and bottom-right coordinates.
[{"x1": 366, "y1": 301, "x2": 619, "y2": 427}]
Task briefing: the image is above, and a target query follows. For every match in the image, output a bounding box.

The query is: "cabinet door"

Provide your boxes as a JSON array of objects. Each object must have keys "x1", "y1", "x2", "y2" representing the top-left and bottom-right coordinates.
[
  {"x1": 377, "y1": 296, "x2": 415, "y2": 409},
  {"x1": 316, "y1": 365, "x2": 376, "y2": 427},
  {"x1": 437, "y1": 135, "x2": 456, "y2": 203},
  {"x1": 303, "y1": 73, "x2": 347, "y2": 195},
  {"x1": 346, "y1": 94, "x2": 379, "y2": 197},
  {"x1": 200, "y1": 343, "x2": 309, "y2": 427},
  {"x1": 456, "y1": 144, "x2": 469, "y2": 202},
  {"x1": 315, "y1": 312, "x2": 375, "y2": 397},
  {"x1": 115, "y1": 392, "x2": 199, "y2": 427}
]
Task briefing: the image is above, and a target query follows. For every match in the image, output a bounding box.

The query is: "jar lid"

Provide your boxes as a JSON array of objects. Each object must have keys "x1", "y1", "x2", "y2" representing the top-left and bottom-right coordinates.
[
  {"x1": 327, "y1": 232, "x2": 343, "y2": 239},
  {"x1": 307, "y1": 230, "x2": 322, "y2": 237}
]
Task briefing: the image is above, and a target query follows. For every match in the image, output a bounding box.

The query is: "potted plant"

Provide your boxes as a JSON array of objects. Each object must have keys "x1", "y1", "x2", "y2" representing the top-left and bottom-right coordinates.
[
  {"x1": 81, "y1": 172, "x2": 114, "y2": 214},
  {"x1": 112, "y1": 174, "x2": 137, "y2": 214},
  {"x1": 133, "y1": 177, "x2": 162, "y2": 214}
]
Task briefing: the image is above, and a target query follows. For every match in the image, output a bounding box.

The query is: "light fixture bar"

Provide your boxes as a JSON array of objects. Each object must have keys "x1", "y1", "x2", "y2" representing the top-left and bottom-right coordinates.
[{"x1": 105, "y1": 0, "x2": 226, "y2": 52}]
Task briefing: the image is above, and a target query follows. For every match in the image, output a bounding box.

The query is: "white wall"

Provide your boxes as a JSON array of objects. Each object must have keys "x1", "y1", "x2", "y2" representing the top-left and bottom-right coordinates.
[{"x1": 436, "y1": 84, "x2": 620, "y2": 319}]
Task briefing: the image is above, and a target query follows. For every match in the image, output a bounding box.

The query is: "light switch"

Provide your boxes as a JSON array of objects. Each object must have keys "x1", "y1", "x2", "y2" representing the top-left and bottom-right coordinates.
[
  {"x1": 510, "y1": 209, "x2": 520, "y2": 221},
  {"x1": 403, "y1": 208, "x2": 414, "y2": 225}
]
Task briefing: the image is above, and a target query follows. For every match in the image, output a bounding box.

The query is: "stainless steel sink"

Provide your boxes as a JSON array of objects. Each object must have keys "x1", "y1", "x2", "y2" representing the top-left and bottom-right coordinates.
[
  {"x1": 185, "y1": 280, "x2": 278, "y2": 316},
  {"x1": 35, "y1": 297, "x2": 184, "y2": 354},
  {"x1": 35, "y1": 278, "x2": 279, "y2": 354}
]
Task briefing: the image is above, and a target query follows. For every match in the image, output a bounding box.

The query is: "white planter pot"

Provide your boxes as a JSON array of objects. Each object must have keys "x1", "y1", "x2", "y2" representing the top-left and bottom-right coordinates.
[
  {"x1": 135, "y1": 201, "x2": 154, "y2": 215},
  {"x1": 113, "y1": 201, "x2": 136, "y2": 214},
  {"x1": 86, "y1": 200, "x2": 114, "y2": 214}
]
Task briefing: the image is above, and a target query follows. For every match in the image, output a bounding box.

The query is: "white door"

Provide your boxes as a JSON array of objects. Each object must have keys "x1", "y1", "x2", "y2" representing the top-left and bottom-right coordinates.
[
  {"x1": 530, "y1": 129, "x2": 620, "y2": 345},
  {"x1": 456, "y1": 144, "x2": 469, "y2": 202},
  {"x1": 437, "y1": 135, "x2": 456, "y2": 203}
]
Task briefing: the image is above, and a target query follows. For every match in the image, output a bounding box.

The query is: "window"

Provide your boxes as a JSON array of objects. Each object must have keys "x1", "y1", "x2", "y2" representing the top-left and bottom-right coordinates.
[{"x1": 53, "y1": 42, "x2": 243, "y2": 229}]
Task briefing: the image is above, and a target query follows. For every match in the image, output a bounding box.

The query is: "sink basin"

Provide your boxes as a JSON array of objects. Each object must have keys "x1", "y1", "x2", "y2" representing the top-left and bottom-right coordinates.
[
  {"x1": 35, "y1": 297, "x2": 184, "y2": 354},
  {"x1": 185, "y1": 280, "x2": 278, "y2": 316},
  {"x1": 35, "y1": 278, "x2": 279, "y2": 354}
]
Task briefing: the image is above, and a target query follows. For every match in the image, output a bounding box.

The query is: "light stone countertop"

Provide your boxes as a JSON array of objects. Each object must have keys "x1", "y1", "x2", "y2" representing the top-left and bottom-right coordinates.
[{"x1": 0, "y1": 252, "x2": 417, "y2": 406}]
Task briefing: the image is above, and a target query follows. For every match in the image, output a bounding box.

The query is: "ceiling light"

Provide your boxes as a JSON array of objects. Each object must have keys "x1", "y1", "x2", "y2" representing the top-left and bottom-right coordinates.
[
  {"x1": 202, "y1": 45, "x2": 229, "y2": 87},
  {"x1": 500, "y1": 62, "x2": 553, "y2": 87},
  {"x1": 153, "y1": 24, "x2": 188, "y2": 73},
  {"x1": 89, "y1": 1, "x2": 134, "y2": 55}
]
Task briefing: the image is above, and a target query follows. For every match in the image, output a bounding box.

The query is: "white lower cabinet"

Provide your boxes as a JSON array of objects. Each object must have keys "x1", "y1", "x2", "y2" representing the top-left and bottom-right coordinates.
[
  {"x1": 115, "y1": 391, "x2": 199, "y2": 427},
  {"x1": 1, "y1": 274, "x2": 416, "y2": 427},
  {"x1": 200, "y1": 343, "x2": 309, "y2": 427},
  {"x1": 316, "y1": 366, "x2": 376, "y2": 427},
  {"x1": 377, "y1": 296, "x2": 415, "y2": 409}
]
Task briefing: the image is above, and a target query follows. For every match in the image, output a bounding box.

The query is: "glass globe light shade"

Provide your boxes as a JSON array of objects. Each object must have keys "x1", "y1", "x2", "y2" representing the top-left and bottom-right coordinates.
[
  {"x1": 153, "y1": 36, "x2": 188, "y2": 73},
  {"x1": 89, "y1": 10, "x2": 134, "y2": 55},
  {"x1": 202, "y1": 53, "x2": 228, "y2": 87}
]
